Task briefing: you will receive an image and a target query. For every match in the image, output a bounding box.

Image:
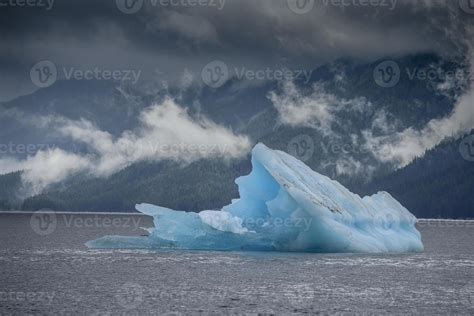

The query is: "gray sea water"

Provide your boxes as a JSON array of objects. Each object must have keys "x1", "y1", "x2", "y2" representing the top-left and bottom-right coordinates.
[{"x1": 1, "y1": 213, "x2": 473, "y2": 315}]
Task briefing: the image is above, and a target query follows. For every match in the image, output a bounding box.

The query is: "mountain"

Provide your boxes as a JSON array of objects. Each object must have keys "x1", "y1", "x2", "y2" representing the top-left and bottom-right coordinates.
[
  {"x1": 358, "y1": 132, "x2": 474, "y2": 219},
  {"x1": 21, "y1": 159, "x2": 251, "y2": 212},
  {"x1": 0, "y1": 171, "x2": 22, "y2": 209},
  {"x1": 0, "y1": 53, "x2": 471, "y2": 217}
]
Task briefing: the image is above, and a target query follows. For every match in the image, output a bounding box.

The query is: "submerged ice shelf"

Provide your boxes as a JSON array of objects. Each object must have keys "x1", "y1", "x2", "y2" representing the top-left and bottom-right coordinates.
[{"x1": 86, "y1": 144, "x2": 424, "y2": 253}]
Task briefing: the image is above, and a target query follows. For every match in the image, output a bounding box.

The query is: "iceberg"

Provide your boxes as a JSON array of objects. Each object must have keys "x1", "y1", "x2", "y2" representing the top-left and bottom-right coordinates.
[{"x1": 86, "y1": 143, "x2": 424, "y2": 253}]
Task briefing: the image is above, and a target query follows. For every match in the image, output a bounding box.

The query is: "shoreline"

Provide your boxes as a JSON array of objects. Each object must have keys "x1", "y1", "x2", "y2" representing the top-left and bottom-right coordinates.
[
  {"x1": 0, "y1": 211, "x2": 144, "y2": 216},
  {"x1": 0, "y1": 210, "x2": 473, "y2": 221}
]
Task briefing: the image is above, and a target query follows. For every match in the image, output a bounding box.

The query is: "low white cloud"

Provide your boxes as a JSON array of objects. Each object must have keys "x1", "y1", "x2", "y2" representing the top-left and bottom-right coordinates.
[
  {"x1": 60, "y1": 97, "x2": 251, "y2": 175},
  {"x1": 21, "y1": 149, "x2": 92, "y2": 195},
  {"x1": 363, "y1": 84, "x2": 474, "y2": 167},
  {"x1": 1, "y1": 98, "x2": 251, "y2": 195},
  {"x1": 364, "y1": 32, "x2": 474, "y2": 167},
  {"x1": 0, "y1": 158, "x2": 24, "y2": 175},
  {"x1": 269, "y1": 81, "x2": 372, "y2": 135},
  {"x1": 269, "y1": 28, "x2": 474, "y2": 169},
  {"x1": 0, "y1": 149, "x2": 92, "y2": 196},
  {"x1": 370, "y1": 109, "x2": 399, "y2": 134},
  {"x1": 319, "y1": 156, "x2": 376, "y2": 179},
  {"x1": 268, "y1": 82, "x2": 333, "y2": 133}
]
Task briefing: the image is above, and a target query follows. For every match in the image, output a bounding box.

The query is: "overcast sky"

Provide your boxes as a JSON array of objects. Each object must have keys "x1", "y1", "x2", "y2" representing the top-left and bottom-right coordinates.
[
  {"x1": 0, "y1": 0, "x2": 472, "y2": 101},
  {"x1": 1, "y1": 0, "x2": 473, "y2": 194}
]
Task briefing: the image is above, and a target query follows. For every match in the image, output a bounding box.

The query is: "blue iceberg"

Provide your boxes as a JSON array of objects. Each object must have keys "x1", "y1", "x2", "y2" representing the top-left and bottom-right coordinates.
[{"x1": 86, "y1": 144, "x2": 424, "y2": 253}]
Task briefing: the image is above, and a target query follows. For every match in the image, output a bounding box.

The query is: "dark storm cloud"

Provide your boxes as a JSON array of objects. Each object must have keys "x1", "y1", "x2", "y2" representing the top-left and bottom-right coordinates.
[{"x1": 0, "y1": 0, "x2": 471, "y2": 101}]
